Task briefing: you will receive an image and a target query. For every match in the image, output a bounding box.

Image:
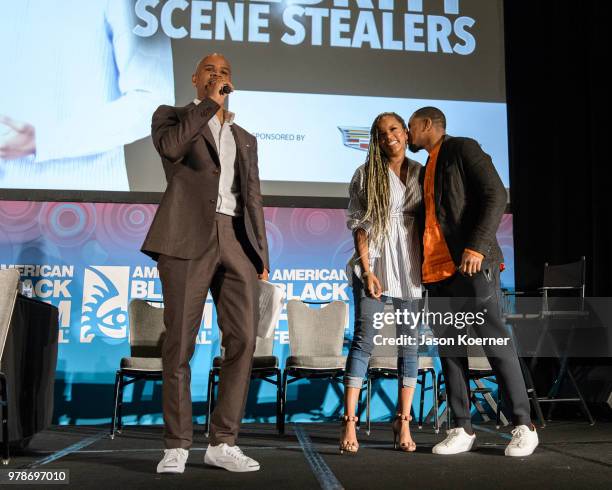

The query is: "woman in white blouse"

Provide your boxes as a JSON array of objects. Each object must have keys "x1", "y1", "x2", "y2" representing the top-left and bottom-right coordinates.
[{"x1": 340, "y1": 112, "x2": 423, "y2": 454}]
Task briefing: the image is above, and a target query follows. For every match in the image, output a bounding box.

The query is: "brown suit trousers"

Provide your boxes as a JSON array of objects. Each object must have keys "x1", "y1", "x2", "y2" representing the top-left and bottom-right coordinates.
[{"x1": 157, "y1": 213, "x2": 258, "y2": 448}]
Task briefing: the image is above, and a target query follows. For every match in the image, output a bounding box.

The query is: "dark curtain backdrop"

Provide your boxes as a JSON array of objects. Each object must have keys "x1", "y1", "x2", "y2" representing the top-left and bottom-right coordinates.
[
  {"x1": 504, "y1": 1, "x2": 612, "y2": 413},
  {"x1": 504, "y1": 0, "x2": 612, "y2": 296}
]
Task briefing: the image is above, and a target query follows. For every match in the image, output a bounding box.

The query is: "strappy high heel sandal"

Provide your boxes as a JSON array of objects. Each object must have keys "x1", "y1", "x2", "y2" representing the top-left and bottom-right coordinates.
[
  {"x1": 392, "y1": 413, "x2": 416, "y2": 452},
  {"x1": 339, "y1": 415, "x2": 359, "y2": 454}
]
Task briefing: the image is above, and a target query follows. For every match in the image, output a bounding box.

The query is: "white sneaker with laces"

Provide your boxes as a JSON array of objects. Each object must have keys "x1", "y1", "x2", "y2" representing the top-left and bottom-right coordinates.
[
  {"x1": 156, "y1": 448, "x2": 189, "y2": 474},
  {"x1": 505, "y1": 425, "x2": 539, "y2": 457},
  {"x1": 432, "y1": 427, "x2": 476, "y2": 455},
  {"x1": 205, "y1": 443, "x2": 260, "y2": 472}
]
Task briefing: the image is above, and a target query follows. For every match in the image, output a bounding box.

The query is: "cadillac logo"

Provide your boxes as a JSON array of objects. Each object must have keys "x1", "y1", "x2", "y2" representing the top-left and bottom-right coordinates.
[{"x1": 338, "y1": 126, "x2": 370, "y2": 151}]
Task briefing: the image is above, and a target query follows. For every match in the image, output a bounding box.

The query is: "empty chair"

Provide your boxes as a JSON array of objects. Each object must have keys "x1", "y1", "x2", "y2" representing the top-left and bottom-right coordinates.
[
  {"x1": 537, "y1": 256, "x2": 593, "y2": 424},
  {"x1": 206, "y1": 333, "x2": 282, "y2": 435},
  {"x1": 282, "y1": 300, "x2": 348, "y2": 433},
  {"x1": 366, "y1": 355, "x2": 439, "y2": 435},
  {"x1": 362, "y1": 299, "x2": 438, "y2": 434},
  {"x1": 110, "y1": 299, "x2": 165, "y2": 438},
  {"x1": 466, "y1": 348, "x2": 503, "y2": 428},
  {"x1": 206, "y1": 281, "x2": 284, "y2": 434},
  {"x1": 437, "y1": 340, "x2": 507, "y2": 430},
  {"x1": 503, "y1": 256, "x2": 591, "y2": 426}
]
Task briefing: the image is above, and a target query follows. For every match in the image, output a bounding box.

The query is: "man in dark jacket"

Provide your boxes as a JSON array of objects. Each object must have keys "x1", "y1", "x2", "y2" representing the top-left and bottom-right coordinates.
[
  {"x1": 142, "y1": 53, "x2": 269, "y2": 474},
  {"x1": 408, "y1": 107, "x2": 538, "y2": 457}
]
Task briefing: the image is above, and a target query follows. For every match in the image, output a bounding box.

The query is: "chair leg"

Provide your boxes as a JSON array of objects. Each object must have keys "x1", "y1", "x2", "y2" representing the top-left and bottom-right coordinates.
[
  {"x1": 519, "y1": 357, "x2": 546, "y2": 428},
  {"x1": 418, "y1": 370, "x2": 426, "y2": 429},
  {"x1": 110, "y1": 371, "x2": 121, "y2": 439},
  {"x1": 546, "y1": 401, "x2": 556, "y2": 422},
  {"x1": 443, "y1": 375, "x2": 451, "y2": 429},
  {"x1": 356, "y1": 377, "x2": 365, "y2": 432},
  {"x1": 532, "y1": 393, "x2": 546, "y2": 429},
  {"x1": 281, "y1": 371, "x2": 288, "y2": 435},
  {"x1": 205, "y1": 370, "x2": 215, "y2": 437},
  {"x1": 496, "y1": 384, "x2": 502, "y2": 429},
  {"x1": 116, "y1": 374, "x2": 125, "y2": 433},
  {"x1": 0, "y1": 376, "x2": 9, "y2": 465},
  {"x1": 566, "y1": 364, "x2": 595, "y2": 426},
  {"x1": 438, "y1": 372, "x2": 451, "y2": 429},
  {"x1": 546, "y1": 357, "x2": 568, "y2": 421},
  {"x1": 275, "y1": 369, "x2": 282, "y2": 435},
  {"x1": 432, "y1": 370, "x2": 439, "y2": 434},
  {"x1": 211, "y1": 376, "x2": 217, "y2": 416},
  {"x1": 366, "y1": 377, "x2": 372, "y2": 435}
]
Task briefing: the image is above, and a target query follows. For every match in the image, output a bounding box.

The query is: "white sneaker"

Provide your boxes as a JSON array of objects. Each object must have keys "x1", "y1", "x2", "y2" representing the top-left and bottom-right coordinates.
[
  {"x1": 205, "y1": 443, "x2": 260, "y2": 472},
  {"x1": 505, "y1": 425, "x2": 539, "y2": 457},
  {"x1": 156, "y1": 448, "x2": 189, "y2": 473},
  {"x1": 432, "y1": 428, "x2": 476, "y2": 455}
]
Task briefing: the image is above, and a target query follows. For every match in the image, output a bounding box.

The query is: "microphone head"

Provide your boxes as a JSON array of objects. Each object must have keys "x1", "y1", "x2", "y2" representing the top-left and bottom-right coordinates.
[{"x1": 221, "y1": 84, "x2": 233, "y2": 95}]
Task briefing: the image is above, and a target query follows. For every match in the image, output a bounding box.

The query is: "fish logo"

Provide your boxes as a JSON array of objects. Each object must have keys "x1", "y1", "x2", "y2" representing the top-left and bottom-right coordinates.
[
  {"x1": 80, "y1": 266, "x2": 130, "y2": 343},
  {"x1": 338, "y1": 126, "x2": 370, "y2": 151}
]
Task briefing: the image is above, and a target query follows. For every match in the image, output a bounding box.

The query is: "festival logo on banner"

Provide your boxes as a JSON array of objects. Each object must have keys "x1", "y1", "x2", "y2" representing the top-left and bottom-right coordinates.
[
  {"x1": 79, "y1": 264, "x2": 213, "y2": 345},
  {"x1": 0, "y1": 263, "x2": 75, "y2": 343},
  {"x1": 80, "y1": 266, "x2": 130, "y2": 343}
]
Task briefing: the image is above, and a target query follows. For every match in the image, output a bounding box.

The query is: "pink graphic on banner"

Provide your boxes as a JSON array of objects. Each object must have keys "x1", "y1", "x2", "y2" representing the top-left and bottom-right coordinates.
[
  {"x1": 96, "y1": 203, "x2": 156, "y2": 250},
  {"x1": 39, "y1": 202, "x2": 97, "y2": 247},
  {"x1": 497, "y1": 214, "x2": 513, "y2": 249},
  {"x1": 0, "y1": 201, "x2": 41, "y2": 242},
  {"x1": 332, "y1": 237, "x2": 356, "y2": 269},
  {"x1": 263, "y1": 220, "x2": 284, "y2": 264},
  {"x1": 288, "y1": 208, "x2": 347, "y2": 251}
]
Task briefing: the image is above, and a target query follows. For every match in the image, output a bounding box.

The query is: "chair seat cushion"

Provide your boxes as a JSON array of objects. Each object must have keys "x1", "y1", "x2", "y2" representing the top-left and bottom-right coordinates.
[
  {"x1": 468, "y1": 356, "x2": 492, "y2": 371},
  {"x1": 121, "y1": 357, "x2": 162, "y2": 371},
  {"x1": 418, "y1": 356, "x2": 435, "y2": 370},
  {"x1": 368, "y1": 356, "x2": 435, "y2": 371},
  {"x1": 213, "y1": 356, "x2": 278, "y2": 370},
  {"x1": 285, "y1": 355, "x2": 346, "y2": 370},
  {"x1": 369, "y1": 357, "x2": 397, "y2": 370}
]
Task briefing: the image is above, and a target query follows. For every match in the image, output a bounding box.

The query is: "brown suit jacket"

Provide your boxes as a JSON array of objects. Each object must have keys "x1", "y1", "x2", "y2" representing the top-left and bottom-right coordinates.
[{"x1": 141, "y1": 99, "x2": 270, "y2": 273}]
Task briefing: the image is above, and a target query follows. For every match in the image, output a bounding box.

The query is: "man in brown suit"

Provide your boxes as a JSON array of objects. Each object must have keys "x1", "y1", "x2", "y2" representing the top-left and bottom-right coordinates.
[{"x1": 141, "y1": 53, "x2": 269, "y2": 474}]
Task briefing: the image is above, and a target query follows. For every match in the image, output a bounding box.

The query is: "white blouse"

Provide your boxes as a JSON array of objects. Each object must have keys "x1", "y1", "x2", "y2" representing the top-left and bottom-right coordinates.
[{"x1": 346, "y1": 160, "x2": 423, "y2": 300}]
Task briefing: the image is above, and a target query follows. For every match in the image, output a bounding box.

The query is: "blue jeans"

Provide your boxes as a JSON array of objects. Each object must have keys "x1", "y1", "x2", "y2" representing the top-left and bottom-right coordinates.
[{"x1": 344, "y1": 277, "x2": 419, "y2": 389}]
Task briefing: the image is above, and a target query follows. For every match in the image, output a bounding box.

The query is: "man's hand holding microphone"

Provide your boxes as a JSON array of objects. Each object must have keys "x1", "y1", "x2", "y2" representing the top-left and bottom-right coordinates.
[{"x1": 204, "y1": 75, "x2": 234, "y2": 107}]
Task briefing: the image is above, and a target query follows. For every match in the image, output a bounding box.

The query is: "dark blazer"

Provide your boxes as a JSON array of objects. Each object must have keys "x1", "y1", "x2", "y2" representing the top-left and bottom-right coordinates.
[
  {"x1": 419, "y1": 135, "x2": 507, "y2": 267},
  {"x1": 141, "y1": 99, "x2": 270, "y2": 273},
  {"x1": 414, "y1": 162, "x2": 426, "y2": 255}
]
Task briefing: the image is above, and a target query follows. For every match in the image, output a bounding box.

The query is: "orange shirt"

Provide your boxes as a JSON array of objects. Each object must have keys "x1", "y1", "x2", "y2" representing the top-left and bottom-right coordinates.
[
  {"x1": 421, "y1": 142, "x2": 485, "y2": 284},
  {"x1": 422, "y1": 142, "x2": 456, "y2": 283}
]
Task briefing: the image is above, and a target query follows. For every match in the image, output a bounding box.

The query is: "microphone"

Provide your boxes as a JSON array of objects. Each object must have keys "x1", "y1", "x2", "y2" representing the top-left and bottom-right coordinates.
[{"x1": 221, "y1": 84, "x2": 233, "y2": 95}]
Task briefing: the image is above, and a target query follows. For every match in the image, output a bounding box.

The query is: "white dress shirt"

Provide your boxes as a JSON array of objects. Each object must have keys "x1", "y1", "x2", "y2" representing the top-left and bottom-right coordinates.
[
  {"x1": 0, "y1": 0, "x2": 174, "y2": 191},
  {"x1": 194, "y1": 99, "x2": 243, "y2": 216}
]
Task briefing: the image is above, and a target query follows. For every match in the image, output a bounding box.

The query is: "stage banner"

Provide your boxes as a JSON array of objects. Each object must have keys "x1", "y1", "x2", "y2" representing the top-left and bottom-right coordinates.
[{"x1": 0, "y1": 201, "x2": 514, "y2": 424}]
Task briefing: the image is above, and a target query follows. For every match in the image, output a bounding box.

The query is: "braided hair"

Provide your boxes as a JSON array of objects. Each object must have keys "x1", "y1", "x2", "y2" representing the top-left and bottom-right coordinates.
[{"x1": 362, "y1": 112, "x2": 408, "y2": 244}]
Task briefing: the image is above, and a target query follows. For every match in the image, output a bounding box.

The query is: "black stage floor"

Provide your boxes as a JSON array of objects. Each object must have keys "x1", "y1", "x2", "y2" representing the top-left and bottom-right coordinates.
[{"x1": 5, "y1": 421, "x2": 611, "y2": 489}]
